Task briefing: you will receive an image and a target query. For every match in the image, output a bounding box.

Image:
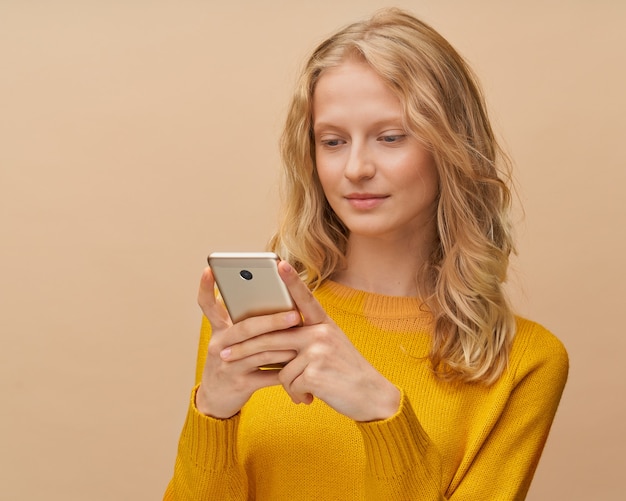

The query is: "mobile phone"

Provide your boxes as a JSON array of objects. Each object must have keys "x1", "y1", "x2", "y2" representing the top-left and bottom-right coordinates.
[
  {"x1": 207, "y1": 252, "x2": 296, "y2": 324},
  {"x1": 208, "y1": 252, "x2": 296, "y2": 370}
]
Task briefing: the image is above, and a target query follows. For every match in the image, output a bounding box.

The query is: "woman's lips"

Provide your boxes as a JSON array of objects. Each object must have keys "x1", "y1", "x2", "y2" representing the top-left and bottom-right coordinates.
[{"x1": 345, "y1": 193, "x2": 389, "y2": 210}]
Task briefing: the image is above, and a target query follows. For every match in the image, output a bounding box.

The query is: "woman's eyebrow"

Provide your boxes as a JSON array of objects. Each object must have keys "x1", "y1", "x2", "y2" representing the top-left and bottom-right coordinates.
[{"x1": 313, "y1": 117, "x2": 404, "y2": 133}]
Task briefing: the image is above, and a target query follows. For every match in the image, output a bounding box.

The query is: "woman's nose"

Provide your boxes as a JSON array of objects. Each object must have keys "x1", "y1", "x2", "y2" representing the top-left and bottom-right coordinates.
[{"x1": 344, "y1": 142, "x2": 375, "y2": 181}]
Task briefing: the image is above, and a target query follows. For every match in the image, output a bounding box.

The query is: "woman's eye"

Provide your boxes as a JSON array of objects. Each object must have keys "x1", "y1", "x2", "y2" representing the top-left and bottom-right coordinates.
[
  {"x1": 320, "y1": 138, "x2": 344, "y2": 147},
  {"x1": 379, "y1": 134, "x2": 405, "y2": 143}
]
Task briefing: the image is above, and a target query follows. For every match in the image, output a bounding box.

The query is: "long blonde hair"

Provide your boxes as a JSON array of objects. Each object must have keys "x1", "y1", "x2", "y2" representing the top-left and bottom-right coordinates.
[{"x1": 269, "y1": 7, "x2": 516, "y2": 384}]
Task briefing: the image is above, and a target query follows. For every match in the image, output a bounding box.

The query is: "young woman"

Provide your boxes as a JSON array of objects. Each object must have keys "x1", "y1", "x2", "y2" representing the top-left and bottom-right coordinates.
[{"x1": 164, "y1": 8, "x2": 568, "y2": 500}]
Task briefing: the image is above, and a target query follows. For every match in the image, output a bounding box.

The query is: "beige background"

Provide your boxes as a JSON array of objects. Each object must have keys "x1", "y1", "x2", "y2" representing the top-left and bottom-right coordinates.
[{"x1": 1, "y1": 1, "x2": 624, "y2": 499}]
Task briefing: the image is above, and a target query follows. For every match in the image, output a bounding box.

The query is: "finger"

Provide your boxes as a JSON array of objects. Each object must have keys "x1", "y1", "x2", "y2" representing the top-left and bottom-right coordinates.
[
  {"x1": 198, "y1": 267, "x2": 231, "y2": 329},
  {"x1": 277, "y1": 261, "x2": 327, "y2": 326},
  {"x1": 221, "y1": 347, "x2": 297, "y2": 368},
  {"x1": 226, "y1": 310, "x2": 301, "y2": 347},
  {"x1": 223, "y1": 316, "x2": 301, "y2": 360},
  {"x1": 279, "y1": 359, "x2": 315, "y2": 405}
]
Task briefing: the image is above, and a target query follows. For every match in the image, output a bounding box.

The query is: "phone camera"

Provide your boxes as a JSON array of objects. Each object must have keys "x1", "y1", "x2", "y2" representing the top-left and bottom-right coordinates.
[{"x1": 239, "y1": 269, "x2": 253, "y2": 281}]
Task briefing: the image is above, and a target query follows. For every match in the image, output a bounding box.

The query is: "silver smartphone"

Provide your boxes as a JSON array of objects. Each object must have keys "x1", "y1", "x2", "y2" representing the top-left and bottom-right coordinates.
[{"x1": 207, "y1": 252, "x2": 296, "y2": 324}]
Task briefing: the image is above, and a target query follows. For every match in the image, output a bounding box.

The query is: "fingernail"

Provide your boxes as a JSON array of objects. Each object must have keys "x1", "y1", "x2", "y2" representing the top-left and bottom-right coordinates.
[
  {"x1": 286, "y1": 311, "x2": 299, "y2": 324},
  {"x1": 220, "y1": 347, "x2": 231, "y2": 359},
  {"x1": 282, "y1": 261, "x2": 293, "y2": 273}
]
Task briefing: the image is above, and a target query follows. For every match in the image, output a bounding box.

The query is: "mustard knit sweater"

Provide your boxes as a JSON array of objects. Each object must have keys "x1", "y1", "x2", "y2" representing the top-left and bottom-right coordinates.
[{"x1": 164, "y1": 280, "x2": 568, "y2": 500}]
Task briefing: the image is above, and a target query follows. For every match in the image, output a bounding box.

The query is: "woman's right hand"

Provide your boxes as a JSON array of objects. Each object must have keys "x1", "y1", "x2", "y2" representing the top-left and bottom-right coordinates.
[{"x1": 195, "y1": 266, "x2": 301, "y2": 419}]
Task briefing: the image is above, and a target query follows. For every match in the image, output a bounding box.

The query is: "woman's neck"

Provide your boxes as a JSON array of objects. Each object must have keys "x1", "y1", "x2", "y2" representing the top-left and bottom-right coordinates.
[{"x1": 332, "y1": 234, "x2": 433, "y2": 297}]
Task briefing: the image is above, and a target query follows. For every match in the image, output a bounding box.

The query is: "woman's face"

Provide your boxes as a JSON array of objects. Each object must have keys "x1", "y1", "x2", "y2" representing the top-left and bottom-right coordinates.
[{"x1": 312, "y1": 58, "x2": 439, "y2": 246}]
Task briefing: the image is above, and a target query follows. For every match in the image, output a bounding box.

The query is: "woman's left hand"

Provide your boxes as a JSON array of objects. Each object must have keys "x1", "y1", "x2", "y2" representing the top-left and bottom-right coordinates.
[{"x1": 220, "y1": 260, "x2": 401, "y2": 422}]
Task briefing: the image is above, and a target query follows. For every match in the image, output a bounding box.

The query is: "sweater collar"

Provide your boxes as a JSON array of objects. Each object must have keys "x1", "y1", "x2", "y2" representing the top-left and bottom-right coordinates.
[{"x1": 314, "y1": 280, "x2": 431, "y2": 319}]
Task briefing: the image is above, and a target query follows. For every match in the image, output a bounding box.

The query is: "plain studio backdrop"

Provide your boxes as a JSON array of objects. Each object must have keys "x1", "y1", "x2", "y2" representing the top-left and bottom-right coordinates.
[{"x1": 1, "y1": 1, "x2": 624, "y2": 499}]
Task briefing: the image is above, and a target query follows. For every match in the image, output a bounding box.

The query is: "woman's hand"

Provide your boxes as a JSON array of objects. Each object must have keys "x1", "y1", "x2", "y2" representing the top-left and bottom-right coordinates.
[
  {"x1": 220, "y1": 261, "x2": 401, "y2": 422},
  {"x1": 195, "y1": 267, "x2": 301, "y2": 419}
]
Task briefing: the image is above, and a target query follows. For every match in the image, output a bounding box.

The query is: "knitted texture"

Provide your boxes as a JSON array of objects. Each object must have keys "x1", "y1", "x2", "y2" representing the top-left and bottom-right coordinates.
[{"x1": 164, "y1": 280, "x2": 568, "y2": 500}]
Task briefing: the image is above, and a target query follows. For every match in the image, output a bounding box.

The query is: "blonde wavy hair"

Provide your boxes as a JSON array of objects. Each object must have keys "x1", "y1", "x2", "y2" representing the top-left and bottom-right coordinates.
[{"x1": 269, "y1": 7, "x2": 516, "y2": 384}]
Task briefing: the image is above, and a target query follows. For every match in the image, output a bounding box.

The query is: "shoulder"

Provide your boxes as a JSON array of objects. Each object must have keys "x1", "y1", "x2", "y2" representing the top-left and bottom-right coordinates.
[
  {"x1": 508, "y1": 316, "x2": 569, "y2": 387},
  {"x1": 513, "y1": 317, "x2": 568, "y2": 358}
]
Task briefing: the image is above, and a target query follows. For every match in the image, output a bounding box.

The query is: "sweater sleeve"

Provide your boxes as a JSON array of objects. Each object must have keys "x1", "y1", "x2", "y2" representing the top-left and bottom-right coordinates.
[
  {"x1": 163, "y1": 318, "x2": 248, "y2": 500},
  {"x1": 357, "y1": 391, "x2": 446, "y2": 500},
  {"x1": 448, "y1": 327, "x2": 569, "y2": 500},
  {"x1": 357, "y1": 327, "x2": 569, "y2": 501},
  {"x1": 162, "y1": 385, "x2": 248, "y2": 501}
]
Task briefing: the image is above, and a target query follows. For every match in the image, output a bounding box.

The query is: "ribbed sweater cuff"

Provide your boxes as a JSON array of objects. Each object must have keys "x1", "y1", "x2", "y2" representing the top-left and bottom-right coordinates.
[
  {"x1": 179, "y1": 384, "x2": 240, "y2": 472},
  {"x1": 356, "y1": 390, "x2": 433, "y2": 479}
]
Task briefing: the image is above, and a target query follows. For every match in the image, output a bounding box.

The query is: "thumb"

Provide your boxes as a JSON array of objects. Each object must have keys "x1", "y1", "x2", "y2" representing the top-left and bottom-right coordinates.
[{"x1": 198, "y1": 266, "x2": 231, "y2": 330}]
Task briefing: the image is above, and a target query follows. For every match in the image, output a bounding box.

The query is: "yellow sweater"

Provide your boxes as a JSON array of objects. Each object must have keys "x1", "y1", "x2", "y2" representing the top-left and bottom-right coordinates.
[{"x1": 164, "y1": 280, "x2": 568, "y2": 500}]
